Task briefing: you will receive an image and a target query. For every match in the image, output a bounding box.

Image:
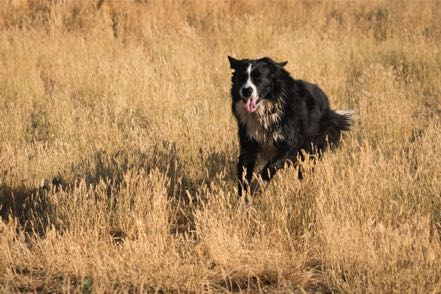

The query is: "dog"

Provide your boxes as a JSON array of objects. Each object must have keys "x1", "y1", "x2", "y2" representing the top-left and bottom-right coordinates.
[{"x1": 228, "y1": 56, "x2": 353, "y2": 196}]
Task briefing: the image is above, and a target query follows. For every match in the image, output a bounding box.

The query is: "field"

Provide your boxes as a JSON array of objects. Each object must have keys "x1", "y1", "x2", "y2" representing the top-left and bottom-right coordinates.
[{"x1": 0, "y1": 0, "x2": 440, "y2": 292}]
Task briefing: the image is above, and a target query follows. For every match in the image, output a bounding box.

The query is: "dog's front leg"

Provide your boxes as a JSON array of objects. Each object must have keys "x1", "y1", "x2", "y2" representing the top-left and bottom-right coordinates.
[
  {"x1": 247, "y1": 142, "x2": 297, "y2": 196},
  {"x1": 259, "y1": 141, "x2": 299, "y2": 183},
  {"x1": 237, "y1": 138, "x2": 258, "y2": 197},
  {"x1": 238, "y1": 150, "x2": 257, "y2": 196}
]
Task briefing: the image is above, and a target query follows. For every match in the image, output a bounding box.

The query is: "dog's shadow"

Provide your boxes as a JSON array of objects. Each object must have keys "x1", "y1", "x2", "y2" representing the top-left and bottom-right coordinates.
[{"x1": 0, "y1": 141, "x2": 236, "y2": 237}]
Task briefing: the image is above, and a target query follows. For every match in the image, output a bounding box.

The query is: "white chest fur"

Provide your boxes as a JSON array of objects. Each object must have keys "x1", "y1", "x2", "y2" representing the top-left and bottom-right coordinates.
[{"x1": 235, "y1": 100, "x2": 285, "y2": 159}]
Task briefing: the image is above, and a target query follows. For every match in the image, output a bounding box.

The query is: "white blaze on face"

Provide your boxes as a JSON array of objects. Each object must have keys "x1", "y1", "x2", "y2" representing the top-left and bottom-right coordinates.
[{"x1": 240, "y1": 63, "x2": 259, "y2": 113}]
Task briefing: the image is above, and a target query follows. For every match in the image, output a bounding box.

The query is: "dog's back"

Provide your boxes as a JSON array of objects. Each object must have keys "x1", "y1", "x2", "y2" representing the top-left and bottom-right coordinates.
[{"x1": 288, "y1": 79, "x2": 353, "y2": 153}]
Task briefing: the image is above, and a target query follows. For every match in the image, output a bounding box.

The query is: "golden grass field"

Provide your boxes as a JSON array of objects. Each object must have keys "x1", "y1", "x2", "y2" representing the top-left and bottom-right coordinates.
[{"x1": 0, "y1": 0, "x2": 440, "y2": 292}]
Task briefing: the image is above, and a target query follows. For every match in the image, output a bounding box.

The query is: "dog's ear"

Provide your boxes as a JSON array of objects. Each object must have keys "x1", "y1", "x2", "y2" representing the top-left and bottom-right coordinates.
[
  {"x1": 278, "y1": 61, "x2": 288, "y2": 67},
  {"x1": 263, "y1": 57, "x2": 287, "y2": 70},
  {"x1": 228, "y1": 56, "x2": 240, "y2": 69}
]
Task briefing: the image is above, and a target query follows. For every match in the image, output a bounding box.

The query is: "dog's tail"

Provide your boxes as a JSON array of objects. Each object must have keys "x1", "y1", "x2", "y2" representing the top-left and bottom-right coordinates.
[
  {"x1": 311, "y1": 108, "x2": 355, "y2": 151},
  {"x1": 332, "y1": 109, "x2": 355, "y2": 131}
]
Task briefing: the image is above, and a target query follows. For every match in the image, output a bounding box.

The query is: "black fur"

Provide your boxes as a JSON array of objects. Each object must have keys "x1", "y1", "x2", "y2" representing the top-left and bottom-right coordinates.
[{"x1": 228, "y1": 56, "x2": 352, "y2": 196}]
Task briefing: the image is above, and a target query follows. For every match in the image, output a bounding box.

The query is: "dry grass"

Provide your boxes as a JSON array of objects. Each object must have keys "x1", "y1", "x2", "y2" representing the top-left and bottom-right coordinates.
[{"x1": 1, "y1": 0, "x2": 440, "y2": 292}]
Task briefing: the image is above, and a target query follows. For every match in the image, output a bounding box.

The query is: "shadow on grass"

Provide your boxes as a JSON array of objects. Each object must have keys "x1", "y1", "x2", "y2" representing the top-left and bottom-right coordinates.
[{"x1": 0, "y1": 140, "x2": 236, "y2": 237}]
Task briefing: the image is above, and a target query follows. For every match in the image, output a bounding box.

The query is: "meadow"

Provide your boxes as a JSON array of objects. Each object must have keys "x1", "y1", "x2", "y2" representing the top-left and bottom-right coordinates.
[{"x1": 0, "y1": 0, "x2": 440, "y2": 292}]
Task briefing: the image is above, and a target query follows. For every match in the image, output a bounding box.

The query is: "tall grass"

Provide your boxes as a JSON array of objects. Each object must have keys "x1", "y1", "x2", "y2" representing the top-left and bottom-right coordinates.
[{"x1": 1, "y1": 0, "x2": 440, "y2": 292}]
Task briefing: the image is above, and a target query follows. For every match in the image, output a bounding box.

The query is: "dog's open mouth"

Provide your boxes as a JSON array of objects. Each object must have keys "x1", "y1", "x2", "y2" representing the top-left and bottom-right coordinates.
[{"x1": 244, "y1": 96, "x2": 259, "y2": 112}]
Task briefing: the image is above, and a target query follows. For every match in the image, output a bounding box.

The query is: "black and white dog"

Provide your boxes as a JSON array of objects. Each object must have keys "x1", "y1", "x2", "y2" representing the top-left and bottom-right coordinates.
[{"x1": 228, "y1": 56, "x2": 353, "y2": 196}]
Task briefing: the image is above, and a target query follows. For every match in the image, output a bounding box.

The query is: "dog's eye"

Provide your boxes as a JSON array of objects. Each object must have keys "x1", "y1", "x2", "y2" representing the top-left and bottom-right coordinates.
[
  {"x1": 237, "y1": 73, "x2": 247, "y2": 82},
  {"x1": 251, "y1": 70, "x2": 261, "y2": 79}
]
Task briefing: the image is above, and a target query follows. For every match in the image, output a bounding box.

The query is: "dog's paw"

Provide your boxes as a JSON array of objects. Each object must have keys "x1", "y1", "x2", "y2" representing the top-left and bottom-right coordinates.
[
  {"x1": 249, "y1": 180, "x2": 260, "y2": 195},
  {"x1": 249, "y1": 178, "x2": 267, "y2": 196}
]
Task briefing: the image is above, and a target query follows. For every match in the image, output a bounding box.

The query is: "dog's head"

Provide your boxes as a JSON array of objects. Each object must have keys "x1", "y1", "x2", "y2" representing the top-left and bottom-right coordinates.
[{"x1": 228, "y1": 56, "x2": 288, "y2": 113}]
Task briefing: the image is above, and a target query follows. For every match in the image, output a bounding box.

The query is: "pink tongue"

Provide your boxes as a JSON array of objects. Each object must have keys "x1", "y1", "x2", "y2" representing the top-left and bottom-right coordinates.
[{"x1": 245, "y1": 97, "x2": 257, "y2": 112}]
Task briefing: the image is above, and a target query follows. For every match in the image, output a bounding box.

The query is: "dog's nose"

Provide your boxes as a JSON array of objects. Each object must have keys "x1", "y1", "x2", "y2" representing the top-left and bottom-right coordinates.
[{"x1": 241, "y1": 87, "x2": 253, "y2": 98}]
